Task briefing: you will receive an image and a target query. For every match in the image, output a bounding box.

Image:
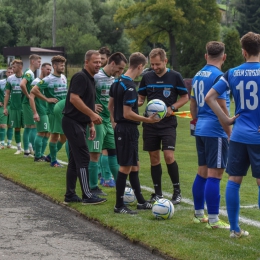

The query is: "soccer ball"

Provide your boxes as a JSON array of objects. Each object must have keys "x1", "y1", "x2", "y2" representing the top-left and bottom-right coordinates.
[
  {"x1": 145, "y1": 99, "x2": 167, "y2": 119},
  {"x1": 152, "y1": 199, "x2": 174, "y2": 220},
  {"x1": 123, "y1": 187, "x2": 136, "y2": 205}
]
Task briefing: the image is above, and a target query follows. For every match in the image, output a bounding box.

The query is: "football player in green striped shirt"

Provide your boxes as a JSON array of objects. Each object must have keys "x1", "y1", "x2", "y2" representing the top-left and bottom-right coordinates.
[
  {"x1": 29, "y1": 63, "x2": 52, "y2": 162},
  {"x1": 3, "y1": 60, "x2": 24, "y2": 154},
  {"x1": 20, "y1": 54, "x2": 41, "y2": 157},
  {"x1": 31, "y1": 55, "x2": 67, "y2": 167},
  {"x1": 0, "y1": 67, "x2": 13, "y2": 149}
]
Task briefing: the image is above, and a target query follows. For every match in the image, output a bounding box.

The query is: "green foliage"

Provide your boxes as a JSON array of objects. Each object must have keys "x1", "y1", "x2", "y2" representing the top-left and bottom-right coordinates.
[{"x1": 222, "y1": 28, "x2": 244, "y2": 71}]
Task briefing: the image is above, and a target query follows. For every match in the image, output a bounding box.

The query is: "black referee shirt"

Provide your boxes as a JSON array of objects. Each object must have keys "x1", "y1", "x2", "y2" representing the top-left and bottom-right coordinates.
[
  {"x1": 63, "y1": 69, "x2": 95, "y2": 125},
  {"x1": 109, "y1": 75, "x2": 139, "y2": 125},
  {"x1": 138, "y1": 69, "x2": 188, "y2": 128}
]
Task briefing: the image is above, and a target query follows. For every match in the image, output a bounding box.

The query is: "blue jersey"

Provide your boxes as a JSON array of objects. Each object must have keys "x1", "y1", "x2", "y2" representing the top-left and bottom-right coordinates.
[
  {"x1": 213, "y1": 62, "x2": 260, "y2": 144},
  {"x1": 191, "y1": 64, "x2": 227, "y2": 137}
]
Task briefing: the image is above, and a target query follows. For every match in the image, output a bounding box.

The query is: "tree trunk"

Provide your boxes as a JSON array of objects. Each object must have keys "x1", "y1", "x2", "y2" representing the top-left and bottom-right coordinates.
[{"x1": 169, "y1": 32, "x2": 178, "y2": 71}]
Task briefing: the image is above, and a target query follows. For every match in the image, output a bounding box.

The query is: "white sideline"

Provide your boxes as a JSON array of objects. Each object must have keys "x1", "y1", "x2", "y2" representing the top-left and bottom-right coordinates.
[{"x1": 6, "y1": 145, "x2": 260, "y2": 228}]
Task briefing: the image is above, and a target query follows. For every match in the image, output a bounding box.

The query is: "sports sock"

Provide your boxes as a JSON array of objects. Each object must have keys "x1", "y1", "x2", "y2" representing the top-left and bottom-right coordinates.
[
  {"x1": 57, "y1": 140, "x2": 64, "y2": 152},
  {"x1": 192, "y1": 174, "x2": 207, "y2": 213},
  {"x1": 7, "y1": 127, "x2": 13, "y2": 142},
  {"x1": 98, "y1": 154, "x2": 102, "y2": 177},
  {"x1": 23, "y1": 128, "x2": 31, "y2": 151},
  {"x1": 151, "y1": 164, "x2": 162, "y2": 196},
  {"x1": 101, "y1": 155, "x2": 112, "y2": 180},
  {"x1": 65, "y1": 140, "x2": 69, "y2": 159},
  {"x1": 0, "y1": 128, "x2": 5, "y2": 144},
  {"x1": 129, "y1": 171, "x2": 145, "y2": 204},
  {"x1": 115, "y1": 171, "x2": 127, "y2": 208},
  {"x1": 167, "y1": 161, "x2": 180, "y2": 191},
  {"x1": 41, "y1": 136, "x2": 49, "y2": 156},
  {"x1": 29, "y1": 128, "x2": 37, "y2": 150},
  {"x1": 88, "y1": 161, "x2": 99, "y2": 189},
  {"x1": 15, "y1": 131, "x2": 21, "y2": 145},
  {"x1": 258, "y1": 185, "x2": 260, "y2": 209},
  {"x1": 205, "y1": 177, "x2": 220, "y2": 223},
  {"x1": 226, "y1": 180, "x2": 240, "y2": 232},
  {"x1": 34, "y1": 135, "x2": 43, "y2": 158},
  {"x1": 49, "y1": 142, "x2": 57, "y2": 163},
  {"x1": 108, "y1": 155, "x2": 119, "y2": 181}
]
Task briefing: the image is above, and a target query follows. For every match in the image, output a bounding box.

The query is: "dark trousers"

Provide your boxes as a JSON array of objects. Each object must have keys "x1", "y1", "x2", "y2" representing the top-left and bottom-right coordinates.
[{"x1": 62, "y1": 116, "x2": 92, "y2": 199}]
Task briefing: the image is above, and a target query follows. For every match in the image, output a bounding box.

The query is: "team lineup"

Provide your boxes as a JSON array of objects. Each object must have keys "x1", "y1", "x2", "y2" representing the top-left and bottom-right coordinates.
[{"x1": 0, "y1": 31, "x2": 260, "y2": 239}]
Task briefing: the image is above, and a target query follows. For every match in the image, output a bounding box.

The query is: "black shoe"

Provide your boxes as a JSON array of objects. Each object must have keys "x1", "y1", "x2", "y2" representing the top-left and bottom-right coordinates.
[
  {"x1": 137, "y1": 201, "x2": 153, "y2": 210},
  {"x1": 45, "y1": 155, "x2": 51, "y2": 162},
  {"x1": 64, "y1": 195, "x2": 82, "y2": 204},
  {"x1": 148, "y1": 193, "x2": 163, "y2": 203},
  {"x1": 34, "y1": 157, "x2": 45, "y2": 162},
  {"x1": 82, "y1": 195, "x2": 107, "y2": 205},
  {"x1": 171, "y1": 190, "x2": 182, "y2": 205},
  {"x1": 114, "y1": 205, "x2": 138, "y2": 214},
  {"x1": 90, "y1": 186, "x2": 107, "y2": 196}
]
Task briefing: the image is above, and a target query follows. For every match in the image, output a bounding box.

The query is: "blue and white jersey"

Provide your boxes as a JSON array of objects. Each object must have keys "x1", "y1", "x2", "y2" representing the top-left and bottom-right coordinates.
[
  {"x1": 191, "y1": 64, "x2": 227, "y2": 137},
  {"x1": 213, "y1": 62, "x2": 260, "y2": 144}
]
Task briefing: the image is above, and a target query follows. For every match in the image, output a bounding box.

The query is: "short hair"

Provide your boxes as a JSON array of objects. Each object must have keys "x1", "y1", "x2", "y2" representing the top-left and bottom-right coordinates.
[
  {"x1": 129, "y1": 52, "x2": 147, "y2": 69},
  {"x1": 41, "y1": 62, "x2": 51, "y2": 67},
  {"x1": 29, "y1": 54, "x2": 41, "y2": 60},
  {"x1": 11, "y1": 59, "x2": 23, "y2": 66},
  {"x1": 51, "y1": 55, "x2": 66, "y2": 65},
  {"x1": 85, "y1": 50, "x2": 100, "y2": 61},
  {"x1": 206, "y1": 41, "x2": 225, "y2": 58},
  {"x1": 149, "y1": 48, "x2": 167, "y2": 61},
  {"x1": 240, "y1": 32, "x2": 260, "y2": 56},
  {"x1": 99, "y1": 46, "x2": 111, "y2": 58},
  {"x1": 7, "y1": 66, "x2": 13, "y2": 70},
  {"x1": 108, "y1": 52, "x2": 127, "y2": 65}
]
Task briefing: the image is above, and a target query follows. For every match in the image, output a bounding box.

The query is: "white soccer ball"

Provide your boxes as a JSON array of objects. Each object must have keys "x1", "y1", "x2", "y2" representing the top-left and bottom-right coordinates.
[
  {"x1": 123, "y1": 187, "x2": 136, "y2": 205},
  {"x1": 152, "y1": 198, "x2": 174, "y2": 220},
  {"x1": 145, "y1": 99, "x2": 167, "y2": 119}
]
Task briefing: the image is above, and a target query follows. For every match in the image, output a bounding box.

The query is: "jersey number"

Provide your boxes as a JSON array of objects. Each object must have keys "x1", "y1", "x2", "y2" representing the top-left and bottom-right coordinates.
[
  {"x1": 44, "y1": 123, "x2": 47, "y2": 130},
  {"x1": 193, "y1": 80, "x2": 205, "y2": 107},
  {"x1": 236, "y1": 80, "x2": 258, "y2": 110},
  {"x1": 93, "y1": 141, "x2": 99, "y2": 150}
]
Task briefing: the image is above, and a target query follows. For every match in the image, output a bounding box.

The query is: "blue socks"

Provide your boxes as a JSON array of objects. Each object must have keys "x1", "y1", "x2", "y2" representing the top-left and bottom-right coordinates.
[
  {"x1": 225, "y1": 180, "x2": 240, "y2": 232},
  {"x1": 192, "y1": 174, "x2": 207, "y2": 210},
  {"x1": 205, "y1": 177, "x2": 220, "y2": 215}
]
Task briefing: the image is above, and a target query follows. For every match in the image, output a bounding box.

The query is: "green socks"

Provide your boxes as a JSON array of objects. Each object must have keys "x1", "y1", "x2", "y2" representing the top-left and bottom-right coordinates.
[
  {"x1": 29, "y1": 128, "x2": 37, "y2": 150},
  {"x1": 49, "y1": 142, "x2": 57, "y2": 163},
  {"x1": 23, "y1": 128, "x2": 31, "y2": 151},
  {"x1": 41, "y1": 136, "x2": 49, "y2": 156},
  {"x1": 88, "y1": 161, "x2": 99, "y2": 189},
  {"x1": 34, "y1": 135, "x2": 44, "y2": 158},
  {"x1": 101, "y1": 155, "x2": 112, "y2": 181},
  {"x1": 0, "y1": 128, "x2": 5, "y2": 144},
  {"x1": 108, "y1": 155, "x2": 119, "y2": 181}
]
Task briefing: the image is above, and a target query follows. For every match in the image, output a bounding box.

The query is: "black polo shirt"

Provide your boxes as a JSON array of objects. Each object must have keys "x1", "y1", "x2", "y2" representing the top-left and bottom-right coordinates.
[
  {"x1": 109, "y1": 75, "x2": 139, "y2": 125},
  {"x1": 63, "y1": 69, "x2": 95, "y2": 125},
  {"x1": 138, "y1": 69, "x2": 188, "y2": 128}
]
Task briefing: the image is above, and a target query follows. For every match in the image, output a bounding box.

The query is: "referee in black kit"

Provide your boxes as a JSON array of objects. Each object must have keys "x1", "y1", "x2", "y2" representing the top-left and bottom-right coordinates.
[{"x1": 62, "y1": 50, "x2": 106, "y2": 205}]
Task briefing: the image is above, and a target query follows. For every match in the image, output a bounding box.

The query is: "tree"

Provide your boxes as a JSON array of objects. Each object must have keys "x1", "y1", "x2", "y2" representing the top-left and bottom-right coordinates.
[{"x1": 222, "y1": 28, "x2": 244, "y2": 71}]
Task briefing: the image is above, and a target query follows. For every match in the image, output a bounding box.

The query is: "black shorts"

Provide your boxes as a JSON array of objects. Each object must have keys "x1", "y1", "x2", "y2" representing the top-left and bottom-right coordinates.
[
  {"x1": 142, "y1": 125, "x2": 176, "y2": 151},
  {"x1": 115, "y1": 123, "x2": 139, "y2": 166}
]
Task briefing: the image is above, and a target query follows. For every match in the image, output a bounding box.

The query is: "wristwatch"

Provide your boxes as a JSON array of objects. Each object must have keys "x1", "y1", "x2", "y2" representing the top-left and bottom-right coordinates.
[{"x1": 171, "y1": 105, "x2": 176, "y2": 111}]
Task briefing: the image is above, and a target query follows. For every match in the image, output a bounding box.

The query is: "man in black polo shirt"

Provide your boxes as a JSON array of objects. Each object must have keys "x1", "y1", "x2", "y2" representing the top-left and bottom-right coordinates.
[
  {"x1": 138, "y1": 48, "x2": 189, "y2": 205},
  {"x1": 108, "y1": 52, "x2": 160, "y2": 214},
  {"x1": 62, "y1": 50, "x2": 106, "y2": 205}
]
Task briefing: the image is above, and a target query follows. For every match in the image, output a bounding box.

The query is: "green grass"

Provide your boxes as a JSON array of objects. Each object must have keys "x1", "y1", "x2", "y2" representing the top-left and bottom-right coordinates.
[{"x1": 0, "y1": 101, "x2": 260, "y2": 260}]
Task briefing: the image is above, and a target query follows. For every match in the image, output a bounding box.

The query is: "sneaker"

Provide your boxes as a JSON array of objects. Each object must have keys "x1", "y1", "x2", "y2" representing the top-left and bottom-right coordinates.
[
  {"x1": 171, "y1": 190, "x2": 182, "y2": 205},
  {"x1": 230, "y1": 229, "x2": 249, "y2": 238},
  {"x1": 24, "y1": 152, "x2": 34, "y2": 158},
  {"x1": 34, "y1": 157, "x2": 45, "y2": 162},
  {"x1": 0, "y1": 143, "x2": 4, "y2": 149},
  {"x1": 64, "y1": 195, "x2": 82, "y2": 204},
  {"x1": 29, "y1": 146, "x2": 34, "y2": 155},
  {"x1": 50, "y1": 161, "x2": 64, "y2": 167},
  {"x1": 102, "y1": 178, "x2": 116, "y2": 187},
  {"x1": 99, "y1": 177, "x2": 104, "y2": 186},
  {"x1": 193, "y1": 215, "x2": 208, "y2": 224},
  {"x1": 90, "y1": 186, "x2": 107, "y2": 196},
  {"x1": 148, "y1": 193, "x2": 163, "y2": 203},
  {"x1": 82, "y1": 195, "x2": 107, "y2": 205},
  {"x1": 14, "y1": 150, "x2": 22, "y2": 155},
  {"x1": 137, "y1": 201, "x2": 153, "y2": 210},
  {"x1": 7, "y1": 143, "x2": 12, "y2": 148},
  {"x1": 45, "y1": 155, "x2": 51, "y2": 162},
  {"x1": 114, "y1": 205, "x2": 138, "y2": 214},
  {"x1": 206, "y1": 220, "x2": 230, "y2": 229}
]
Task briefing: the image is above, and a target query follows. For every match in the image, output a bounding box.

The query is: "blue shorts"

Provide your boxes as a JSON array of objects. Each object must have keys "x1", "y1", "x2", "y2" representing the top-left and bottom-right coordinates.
[
  {"x1": 196, "y1": 136, "x2": 228, "y2": 169},
  {"x1": 227, "y1": 141, "x2": 260, "y2": 178}
]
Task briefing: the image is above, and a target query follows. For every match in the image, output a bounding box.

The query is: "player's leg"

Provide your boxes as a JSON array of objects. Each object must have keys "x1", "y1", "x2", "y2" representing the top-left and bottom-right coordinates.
[
  {"x1": 29, "y1": 126, "x2": 37, "y2": 153},
  {"x1": 6, "y1": 126, "x2": 13, "y2": 148},
  {"x1": 9, "y1": 109, "x2": 22, "y2": 154},
  {"x1": 62, "y1": 116, "x2": 106, "y2": 205},
  {"x1": 143, "y1": 125, "x2": 163, "y2": 201},
  {"x1": 192, "y1": 136, "x2": 208, "y2": 223},
  {"x1": 0, "y1": 106, "x2": 7, "y2": 148},
  {"x1": 42, "y1": 132, "x2": 50, "y2": 158}
]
